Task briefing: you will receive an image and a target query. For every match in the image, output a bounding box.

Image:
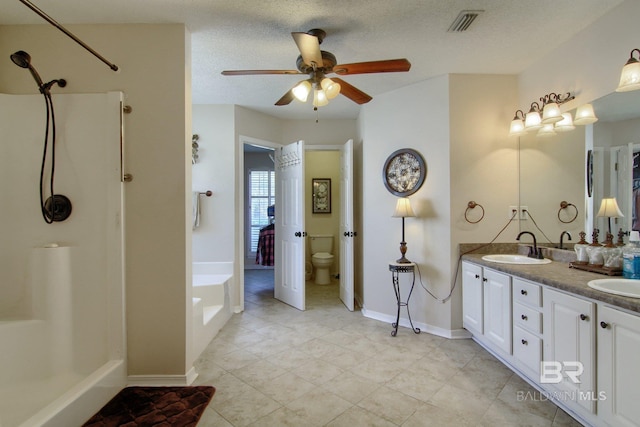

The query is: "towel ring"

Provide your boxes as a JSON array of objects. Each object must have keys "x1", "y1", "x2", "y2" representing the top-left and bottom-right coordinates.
[
  {"x1": 465, "y1": 201, "x2": 485, "y2": 224},
  {"x1": 558, "y1": 201, "x2": 578, "y2": 223}
]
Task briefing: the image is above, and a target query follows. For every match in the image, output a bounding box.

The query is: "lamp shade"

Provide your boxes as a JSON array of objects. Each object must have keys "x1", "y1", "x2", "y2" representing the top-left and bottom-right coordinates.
[
  {"x1": 292, "y1": 80, "x2": 311, "y2": 102},
  {"x1": 597, "y1": 198, "x2": 624, "y2": 218},
  {"x1": 312, "y1": 89, "x2": 328, "y2": 107},
  {"x1": 574, "y1": 103, "x2": 598, "y2": 125},
  {"x1": 524, "y1": 110, "x2": 542, "y2": 131},
  {"x1": 616, "y1": 56, "x2": 640, "y2": 92},
  {"x1": 537, "y1": 123, "x2": 556, "y2": 138},
  {"x1": 554, "y1": 112, "x2": 575, "y2": 132},
  {"x1": 509, "y1": 117, "x2": 526, "y2": 136},
  {"x1": 321, "y1": 77, "x2": 341, "y2": 99},
  {"x1": 392, "y1": 197, "x2": 415, "y2": 218},
  {"x1": 541, "y1": 102, "x2": 562, "y2": 124}
]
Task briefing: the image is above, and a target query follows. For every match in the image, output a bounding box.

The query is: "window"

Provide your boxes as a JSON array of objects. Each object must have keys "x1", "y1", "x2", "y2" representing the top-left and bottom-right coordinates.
[{"x1": 249, "y1": 170, "x2": 275, "y2": 253}]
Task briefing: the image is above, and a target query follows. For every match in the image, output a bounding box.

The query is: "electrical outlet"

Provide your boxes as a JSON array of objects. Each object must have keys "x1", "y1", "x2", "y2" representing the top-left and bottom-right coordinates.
[
  {"x1": 509, "y1": 206, "x2": 518, "y2": 220},
  {"x1": 508, "y1": 206, "x2": 529, "y2": 220}
]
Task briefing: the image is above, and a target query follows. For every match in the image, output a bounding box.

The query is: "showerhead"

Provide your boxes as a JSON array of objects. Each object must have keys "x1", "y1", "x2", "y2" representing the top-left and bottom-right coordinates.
[
  {"x1": 10, "y1": 50, "x2": 31, "y2": 68},
  {"x1": 9, "y1": 50, "x2": 65, "y2": 94}
]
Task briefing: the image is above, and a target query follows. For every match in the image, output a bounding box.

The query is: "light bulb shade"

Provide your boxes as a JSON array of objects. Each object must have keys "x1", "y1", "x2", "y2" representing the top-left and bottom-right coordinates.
[
  {"x1": 509, "y1": 118, "x2": 526, "y2": 136},
  {"x1": 574, "y1": 103, "x2": 598, "y2": 125},
  {"x1": 292, "y1": 80, "x2": 311, "y2": 102},
  {"x1": 312, "y1": 89, "x2": 328, "y2": 107},
  {"x1": 537, "y1": 123, "x2": 556, "y2": 138},
  {"x1": 616, "y1": 57, "x2": 640, "y2": 92},
  {"x1": 392, "y1": 197, "x2": 415, "y2": 218},
  {"x1": 321, "y1": 78, "x2": 341, "y2": 99},
  {"x1": 597, "y1": 198, "x2": 624, "y2": 218},
  {"x1": 541, "y1": 102, "x2": 562, "y2": 124},
  {"x1": 524, "y1": 110, "x2": 542, "y2": 131},
  {"x1": 554, "y1": 112, "x2": 575, "y2": 132}
]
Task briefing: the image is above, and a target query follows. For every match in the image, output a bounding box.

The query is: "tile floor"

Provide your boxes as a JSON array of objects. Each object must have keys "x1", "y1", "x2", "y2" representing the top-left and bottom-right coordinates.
[{"x1": 194, "y1": 270, "x2": 582, "y2": 426}]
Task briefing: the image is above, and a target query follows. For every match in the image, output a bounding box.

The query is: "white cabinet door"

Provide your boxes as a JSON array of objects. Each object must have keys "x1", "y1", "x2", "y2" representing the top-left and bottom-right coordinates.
[
  {"x1": 483, "y1": 268, "x2": 512, "y2": 355},
  {"x1": 598, "y1": 305, "x2": 640, "y2": 427},
  {"x1": 543, "y1": 288, "x2": 596, "y2": 414},
  {"x1": 462, "y1": 262, "x2": 483, "y2": 335}
]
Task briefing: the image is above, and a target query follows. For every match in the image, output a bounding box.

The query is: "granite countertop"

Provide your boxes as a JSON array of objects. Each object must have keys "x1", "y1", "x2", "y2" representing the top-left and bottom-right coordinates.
[{"x1": 462, "y1": 252, "x2": 640, "y2": 314}]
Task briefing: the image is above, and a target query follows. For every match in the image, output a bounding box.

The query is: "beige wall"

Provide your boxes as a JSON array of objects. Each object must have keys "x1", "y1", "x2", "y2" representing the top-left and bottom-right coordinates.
[
  {"x1": 305, "y1": 150, "x2": 341, "y2": 273},
  {"x1": 0, "y1": 24, "x2": 191, "y2": 376}
]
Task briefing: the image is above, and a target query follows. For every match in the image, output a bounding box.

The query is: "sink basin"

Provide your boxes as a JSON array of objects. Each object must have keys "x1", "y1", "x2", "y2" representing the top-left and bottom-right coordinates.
[
  {"x1": 481, "y1": 254, "x2": 551, "y2": 265},
  {"x1": 587, "y1": 278, "x2": 640, "y2": 299}
]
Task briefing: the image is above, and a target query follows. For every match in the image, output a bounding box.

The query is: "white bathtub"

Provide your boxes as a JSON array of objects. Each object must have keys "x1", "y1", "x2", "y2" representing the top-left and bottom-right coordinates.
[{"x1": 192, "y1": 262, "x2": 233, "y2": 359}]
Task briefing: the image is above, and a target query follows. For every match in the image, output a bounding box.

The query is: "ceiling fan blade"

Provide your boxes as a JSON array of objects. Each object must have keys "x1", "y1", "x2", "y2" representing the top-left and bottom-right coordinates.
[
  {"x1": 292, "y1": 32, "x2": 323, "y2": 67},
  {"x1": 332, "y1": 78, "x2": 372, "y2": 105},
  {"x1": 221, "y1": 69, "x2": 301, "y2": 76},
  {"x1": 275, "y1": 89, "x2": 295, "y2": 106},
  {"x1": 333, "y1": 59, "x2": 411, "y2": 75}
]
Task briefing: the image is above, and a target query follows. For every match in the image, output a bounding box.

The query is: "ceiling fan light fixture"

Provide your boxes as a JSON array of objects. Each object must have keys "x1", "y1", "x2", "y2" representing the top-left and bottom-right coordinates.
[
  {"x1": 313, "y1": 89, "x2": 329, "y2": 107},
  {"x1": 292, "y1": 80, "x2": 312, "y2": 102},
  {"x1": 321, "y1": 77, "x2": 341, "y2": 99}
]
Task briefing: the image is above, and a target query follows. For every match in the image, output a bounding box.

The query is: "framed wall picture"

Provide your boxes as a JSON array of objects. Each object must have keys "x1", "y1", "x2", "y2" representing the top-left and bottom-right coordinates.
[{"x1": 312, "y1": 178, "x2": 331, "y2": 213}]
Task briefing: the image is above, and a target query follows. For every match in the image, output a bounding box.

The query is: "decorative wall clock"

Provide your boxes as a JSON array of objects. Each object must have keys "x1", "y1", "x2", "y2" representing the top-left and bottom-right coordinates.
[{"x1": 382, "y1": 148, "x2": 427, "y2": 196}]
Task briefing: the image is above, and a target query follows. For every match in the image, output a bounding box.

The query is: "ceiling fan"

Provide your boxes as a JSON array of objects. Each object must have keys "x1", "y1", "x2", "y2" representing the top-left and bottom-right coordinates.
[{"x1": 221, "y1": 29, "x2": 411, "y2": 108}]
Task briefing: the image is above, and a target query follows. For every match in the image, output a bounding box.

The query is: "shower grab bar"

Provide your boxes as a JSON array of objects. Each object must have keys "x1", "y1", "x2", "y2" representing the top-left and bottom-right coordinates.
[{"x1": 18, "y1": 0, "x2": 119, "y2": 71}]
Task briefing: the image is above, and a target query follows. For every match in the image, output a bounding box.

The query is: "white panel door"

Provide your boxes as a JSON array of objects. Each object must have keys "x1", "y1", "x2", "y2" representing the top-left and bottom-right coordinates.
[
  {"x1": 340, "y1": 139, "x2": 354, "y2": 311},
  {"x1": 274, "y1": 140, "x2": 305, "y2": 310}
]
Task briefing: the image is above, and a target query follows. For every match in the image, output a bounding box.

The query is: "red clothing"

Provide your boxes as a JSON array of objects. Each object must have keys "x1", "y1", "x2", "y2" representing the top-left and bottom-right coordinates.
[{"x1": 256, "y1": 224, "x2": 275, "y2": 266}]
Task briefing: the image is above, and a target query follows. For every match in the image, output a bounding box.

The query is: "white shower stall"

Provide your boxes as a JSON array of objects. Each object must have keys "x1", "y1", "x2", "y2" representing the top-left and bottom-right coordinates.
[{"x1": 0, "y1": 92, "x2": 126, "y2": 426}]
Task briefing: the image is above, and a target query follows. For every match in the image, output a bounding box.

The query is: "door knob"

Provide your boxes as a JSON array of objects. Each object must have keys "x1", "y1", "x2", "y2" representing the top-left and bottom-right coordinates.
[
  {"x1": 295, "y1": 231, "x2": 302, "y2": 237},
  {"x1": 303, "y1": 231, "x2": 307, "y2": 237}
]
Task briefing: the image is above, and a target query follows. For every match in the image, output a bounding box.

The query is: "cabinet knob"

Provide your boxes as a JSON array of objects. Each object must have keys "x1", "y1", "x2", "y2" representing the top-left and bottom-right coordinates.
[
  {"x1": 475, "y1": 274, "x2": 480, "y2": 279},
  {"x1": 580, "y1": 314, "x2": 588, "y2": 321},
  {"x1": 520, "y1": 289, "x2": 527, "y2": 295},
  {"x1": 482, "y1": 277, "x2": 487, "y2": 282},
  {"x1": 521, "y1": 314, "x2": 527, "y2": 321},
  {"x1": 521, "y1": 339, "x2": 528, "y2": 345},
  {"x1": 600, "y1": 321, "x2": 610, "y2": 329}
]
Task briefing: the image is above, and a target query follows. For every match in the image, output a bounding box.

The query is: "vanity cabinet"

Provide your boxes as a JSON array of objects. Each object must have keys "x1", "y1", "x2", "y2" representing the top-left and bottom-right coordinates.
[
  {"x1": 597, "y1": 305, "x2": 640, "y2": 427},
  {"x1": 543, "y1": 287, "x2": 596, "y2": 415},
  {"x1": 462, "y1": 262, "x2": 512, "y2": 355},
  {"x1": 512, "y1": 278, "x2": 543, "y2": 380}
]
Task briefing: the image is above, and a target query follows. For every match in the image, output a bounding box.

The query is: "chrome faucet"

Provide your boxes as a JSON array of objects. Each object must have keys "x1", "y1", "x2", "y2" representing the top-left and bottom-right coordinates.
[
  {"x1": 559, "y1": 231, "x2": 572, "y2": 250},
  {"x1": 517, "y1": 231, "x2": 542, "y2": 259}
]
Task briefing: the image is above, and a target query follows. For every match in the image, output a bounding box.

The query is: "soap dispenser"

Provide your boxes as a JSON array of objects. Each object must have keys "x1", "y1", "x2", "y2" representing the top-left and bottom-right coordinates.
[
  {"x1": 587, "y1": 229, "x2": 604, "y2": 266},
  {"x1": 622, "y1": 231, "x2": 640, "y2": 279},
  {"x1": 574, "y1": 231, "x2": 589, "y2": 264}
]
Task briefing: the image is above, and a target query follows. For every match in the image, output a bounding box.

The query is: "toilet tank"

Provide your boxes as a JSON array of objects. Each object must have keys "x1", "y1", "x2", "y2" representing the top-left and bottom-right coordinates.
[{"x1": 310, "y1": 235, "x2": 333, "y2": 254}]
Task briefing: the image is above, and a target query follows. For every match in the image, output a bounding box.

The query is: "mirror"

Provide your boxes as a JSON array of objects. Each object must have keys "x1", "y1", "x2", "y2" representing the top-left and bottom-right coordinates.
[
  {"x1": 590, "y1": 91, "x2": 640, "y2": 238},
  {"x1": 519, "y1": 90, "x2": 640, "y2": 247}
]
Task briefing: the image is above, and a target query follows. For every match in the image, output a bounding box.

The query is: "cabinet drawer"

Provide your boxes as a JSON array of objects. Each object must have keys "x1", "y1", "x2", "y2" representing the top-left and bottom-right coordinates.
[
  {"x1": 513, "y1": 326, "x2": 542, "y2": 376},
  {"x1": 513, "y1": 278, "x2": 542, "y2": 307},
  {"x1": 514, "y1": 302, "x2": 542, "y2": 334}
]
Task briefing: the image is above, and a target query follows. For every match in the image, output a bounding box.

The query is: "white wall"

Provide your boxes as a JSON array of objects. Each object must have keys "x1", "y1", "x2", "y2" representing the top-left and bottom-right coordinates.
[{"x1": 192, "y1": 105, "x2": 235, "y2": 262}]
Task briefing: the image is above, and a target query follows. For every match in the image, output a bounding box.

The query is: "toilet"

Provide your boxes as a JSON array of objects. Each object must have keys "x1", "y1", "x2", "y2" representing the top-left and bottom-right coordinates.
[{"x1": 310, "y1": 235, "x2": 334, "y2": 285}]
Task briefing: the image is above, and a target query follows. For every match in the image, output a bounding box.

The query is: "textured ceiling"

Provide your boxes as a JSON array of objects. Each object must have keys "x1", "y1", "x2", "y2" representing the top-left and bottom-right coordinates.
[{"x1": 1, "y1": 0, "x2": 625, "y2": 120}]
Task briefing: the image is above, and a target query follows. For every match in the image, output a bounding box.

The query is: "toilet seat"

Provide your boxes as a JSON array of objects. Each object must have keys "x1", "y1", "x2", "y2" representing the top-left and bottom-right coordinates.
[{"x1": 312, "y1": 252, "x2": 333, "y2": 260}]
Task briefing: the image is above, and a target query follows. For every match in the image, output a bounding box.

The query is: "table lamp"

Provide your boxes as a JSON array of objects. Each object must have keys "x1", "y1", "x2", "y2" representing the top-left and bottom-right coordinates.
[
  {"x1": 393, "y1": 197, "x2": 415, "y2": 263},
  {"x1": 597, "y1": 197, "x2": 624, "y2": 235}
]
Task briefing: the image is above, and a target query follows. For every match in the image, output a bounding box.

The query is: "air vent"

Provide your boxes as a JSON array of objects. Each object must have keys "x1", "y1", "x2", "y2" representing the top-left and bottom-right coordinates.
[{"x1": 448, "y1": 10, "x2": 484, "y2": 32}]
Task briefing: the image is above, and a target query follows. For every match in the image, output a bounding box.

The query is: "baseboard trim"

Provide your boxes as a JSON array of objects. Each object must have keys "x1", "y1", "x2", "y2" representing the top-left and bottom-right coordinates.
[
  {"x1": 361, "y1": 307, "x2": 471, "y2": 339},
  {"x1": 127, "y1": 367, "x2": 198, "y2": 386}
]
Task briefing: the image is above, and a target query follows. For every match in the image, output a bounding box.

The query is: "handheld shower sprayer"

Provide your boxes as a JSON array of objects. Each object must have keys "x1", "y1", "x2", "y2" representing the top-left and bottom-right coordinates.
[
  {"x1": 10, "y1": 50, "x2": 66, "y2": 94},
  {"x1": 10, "y1": 50, "x2": 72, "y2": 223}
]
